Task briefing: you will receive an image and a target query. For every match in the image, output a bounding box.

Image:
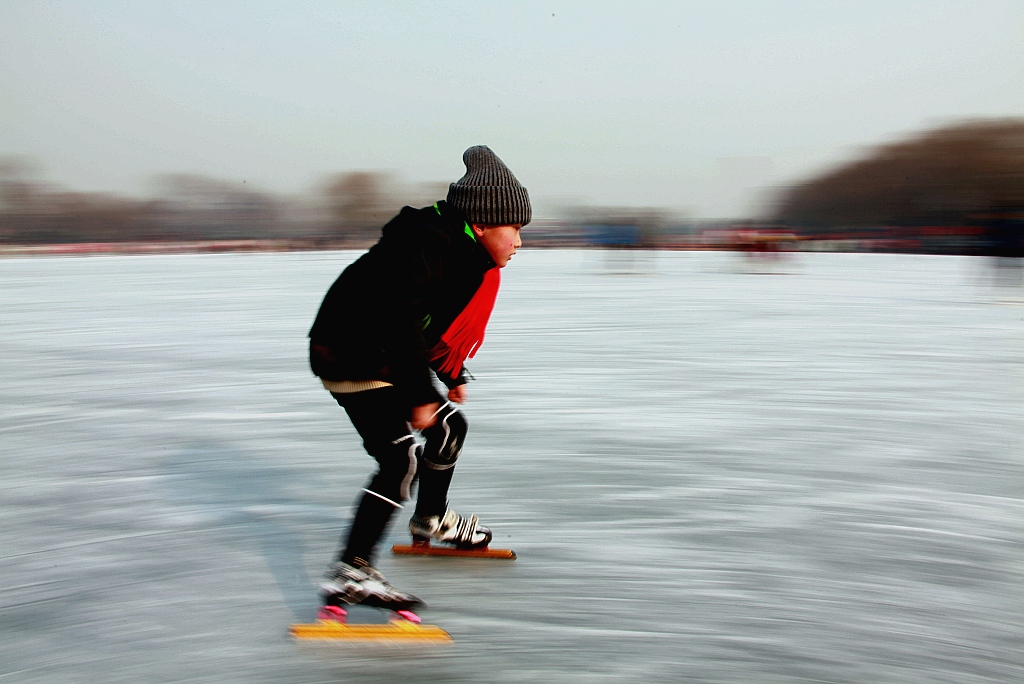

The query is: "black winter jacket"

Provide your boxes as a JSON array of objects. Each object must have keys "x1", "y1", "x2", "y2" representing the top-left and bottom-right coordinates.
[{"x1": 309, "y1": 201, "x2": 496, "y2": 407}]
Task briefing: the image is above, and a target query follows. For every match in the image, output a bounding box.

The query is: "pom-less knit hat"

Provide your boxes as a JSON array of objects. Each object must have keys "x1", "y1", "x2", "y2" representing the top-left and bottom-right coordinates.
[{"x1": 447, "y1": 145, "x2": 531, "y2": 226}]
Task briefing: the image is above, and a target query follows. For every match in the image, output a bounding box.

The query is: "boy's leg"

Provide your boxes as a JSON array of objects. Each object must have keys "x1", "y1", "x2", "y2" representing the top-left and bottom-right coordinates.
[
  {"x1": 415, "y1": 402, "x2": 467, "y2": 518},
  {"x1": 332, "y1": 388, "x2": 421, "y2": 568},
  {"x1": 409, "y1": 401, "x2": 491, "y2": 548}
]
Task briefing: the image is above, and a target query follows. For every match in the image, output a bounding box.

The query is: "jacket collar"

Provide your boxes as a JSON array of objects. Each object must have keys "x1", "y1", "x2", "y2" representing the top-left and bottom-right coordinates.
[{"x1": 433, "y1": 201, "x2": 496, "y2": 269}]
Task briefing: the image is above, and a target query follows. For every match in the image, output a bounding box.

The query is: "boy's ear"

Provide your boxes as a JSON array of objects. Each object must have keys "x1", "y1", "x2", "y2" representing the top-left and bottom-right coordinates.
[{"x1": 471, "y1": 224, "x2": 486, "y2": 238}]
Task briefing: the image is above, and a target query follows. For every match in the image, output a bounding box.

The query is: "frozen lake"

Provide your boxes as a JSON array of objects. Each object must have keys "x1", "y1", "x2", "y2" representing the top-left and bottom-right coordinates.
[{"x1": 1, "y1": 249, "x2": 1022, "y2": 683}]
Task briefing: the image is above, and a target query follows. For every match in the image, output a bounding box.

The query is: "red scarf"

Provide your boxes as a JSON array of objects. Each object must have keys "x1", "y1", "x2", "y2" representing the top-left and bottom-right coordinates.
[{"x1": 431, "y1": 267, "x2": 501, "y2": 376}]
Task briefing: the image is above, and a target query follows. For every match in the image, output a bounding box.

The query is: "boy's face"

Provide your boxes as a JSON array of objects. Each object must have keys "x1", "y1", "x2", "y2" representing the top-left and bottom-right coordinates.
[{"x1": 473, "y1": 223, "x2": 522, "y2": 268}]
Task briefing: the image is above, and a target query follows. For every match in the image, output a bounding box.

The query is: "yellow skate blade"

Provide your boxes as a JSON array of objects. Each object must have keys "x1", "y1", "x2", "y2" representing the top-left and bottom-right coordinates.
[
  {"x1": 391, "y1": 543, "x2": 516, "y2": 559},
  {"x1": 289, "y1": 619, "x2": 452, "y2": 644}
]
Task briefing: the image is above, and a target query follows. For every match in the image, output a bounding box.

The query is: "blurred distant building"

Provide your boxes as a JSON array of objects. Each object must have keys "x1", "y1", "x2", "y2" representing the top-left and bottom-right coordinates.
[
  {"x1": 572, "y1": 207, "x2": 665, "y2": 249},
  {"x1": 520, "y1": 218, "x2": 583, "y2": 247}
]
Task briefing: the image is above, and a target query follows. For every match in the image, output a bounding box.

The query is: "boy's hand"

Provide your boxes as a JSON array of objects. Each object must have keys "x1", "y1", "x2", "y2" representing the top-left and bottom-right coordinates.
[
  {"x1": 411, "y1": 402, "x2": 440, "y2": 430},
  {"x1": 448, "y1": 385, "x2": 467, "y2": 404}
]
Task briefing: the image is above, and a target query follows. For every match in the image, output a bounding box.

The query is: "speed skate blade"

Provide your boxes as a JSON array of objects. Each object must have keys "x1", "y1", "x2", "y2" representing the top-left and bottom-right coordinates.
[
  {"x1": 289, "y1": 620, "x2": 452, "y2": 643},
  {"x1": 391, "y1": 542, "x2": 516, "y2": 559}
]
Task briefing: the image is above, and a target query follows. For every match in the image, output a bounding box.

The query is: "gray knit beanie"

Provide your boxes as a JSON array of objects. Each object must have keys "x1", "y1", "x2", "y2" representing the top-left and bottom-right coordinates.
[{"x1": 447, "y1": 145, "x2": 531, "y2": 226}]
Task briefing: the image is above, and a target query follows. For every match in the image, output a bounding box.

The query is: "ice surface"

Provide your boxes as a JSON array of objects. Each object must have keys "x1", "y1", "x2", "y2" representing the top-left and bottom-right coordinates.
[{"x1": 1, "y1": 250, "x2": 1021, "y2": 683}]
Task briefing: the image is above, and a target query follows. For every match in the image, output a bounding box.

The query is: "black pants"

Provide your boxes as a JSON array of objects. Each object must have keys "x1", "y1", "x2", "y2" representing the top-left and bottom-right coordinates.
[{"x1": 331, "y1": 387, "x2": 468, "y2": 567}]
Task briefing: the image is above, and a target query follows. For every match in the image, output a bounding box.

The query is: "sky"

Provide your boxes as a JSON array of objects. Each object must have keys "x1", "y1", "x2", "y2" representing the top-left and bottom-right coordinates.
[{"x1": 1, "y1": 1, "x2": 1022, "y2": 219}]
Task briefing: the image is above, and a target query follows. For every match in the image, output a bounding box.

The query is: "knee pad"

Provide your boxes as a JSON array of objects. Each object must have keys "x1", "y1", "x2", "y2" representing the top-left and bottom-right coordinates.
[{"x1": 420, "y1": 404, "x2": 467, "y2": 470}]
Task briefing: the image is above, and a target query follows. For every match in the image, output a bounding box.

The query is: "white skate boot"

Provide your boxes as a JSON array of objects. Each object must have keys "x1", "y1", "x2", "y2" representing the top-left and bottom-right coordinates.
[
  {"x1": 408, "y1": 508, "x2": 493, "y2": 549},
  {"x1": 319, "y1": 561, "x2": 423, "y2": 612}
]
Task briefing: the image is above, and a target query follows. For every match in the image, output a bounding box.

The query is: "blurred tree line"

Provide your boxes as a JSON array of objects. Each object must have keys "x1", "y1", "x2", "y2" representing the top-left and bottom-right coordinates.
[
  {"x1": 2, "y1": 118, "x2": 1021, "y2": 254},
  {"x1": 0, "y1": 160, "x2": 447, "y2": 247},
  {"x1": 772, "y1": 119, "x2": 1024, "y2": 230}
]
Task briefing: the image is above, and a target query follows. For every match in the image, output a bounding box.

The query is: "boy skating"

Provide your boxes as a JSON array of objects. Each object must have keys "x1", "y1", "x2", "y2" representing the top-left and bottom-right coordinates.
[{"x1": 308, "y1": 145, "x2": 529, "y2": 611}]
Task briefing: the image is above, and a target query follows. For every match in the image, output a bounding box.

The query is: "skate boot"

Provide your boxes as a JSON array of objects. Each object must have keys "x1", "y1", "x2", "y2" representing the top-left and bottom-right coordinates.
[
  {"x1": 318, "y1": 561, "x2": 423, "y2": 612},
  {"x1": 408, "y1": 508, "x2": 493, "y2": 549}
]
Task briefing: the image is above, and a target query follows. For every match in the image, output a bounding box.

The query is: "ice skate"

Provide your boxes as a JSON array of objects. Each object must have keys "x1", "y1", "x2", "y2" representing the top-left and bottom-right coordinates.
[
  {"x1": 408, "y1": 508, "x2": 493, "y2": 549},
  {"x1": 395, "y1": 509, "x2": 514, "y2": 558},
  {"x1": 318, "y1": 561, "x2": 423, "y2": 612},
  {"x1": 292, "y1": 566, "x2": 446, "y2": 643}
]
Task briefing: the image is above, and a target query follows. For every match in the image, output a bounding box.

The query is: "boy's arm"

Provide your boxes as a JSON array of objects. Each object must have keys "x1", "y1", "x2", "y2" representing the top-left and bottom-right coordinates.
[
  {"x1": 432, "y1": 363, "x2": 469, "y2": 404},
  {"x1": 377, "y1": 239, "x2": 445, "y2": 409},
  {"x1": 411, "y1": 402, "x2": 442, "y2": 429},
  {"x1": 431, "y1": 363, "x2": 468, "y2": 389}
]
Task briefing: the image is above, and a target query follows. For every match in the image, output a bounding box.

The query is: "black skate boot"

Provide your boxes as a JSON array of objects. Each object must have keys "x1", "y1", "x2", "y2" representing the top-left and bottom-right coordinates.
[
  {"x1": 318, "y1": 561, "x2": 423, "y2": 612},
  {"x1": 408, "y1": 508, "x2": 493, "y2": 549}
]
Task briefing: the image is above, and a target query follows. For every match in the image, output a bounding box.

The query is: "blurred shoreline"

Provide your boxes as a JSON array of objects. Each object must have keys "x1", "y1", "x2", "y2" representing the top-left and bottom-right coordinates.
[{"x1": 0, "y1": 224, "x2": 1000, "y2": 259}]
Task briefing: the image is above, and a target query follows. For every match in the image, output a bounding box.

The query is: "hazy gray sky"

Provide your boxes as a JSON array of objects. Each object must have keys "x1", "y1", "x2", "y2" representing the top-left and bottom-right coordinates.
[{"x1": 2, "y1": 1, "x2": 1022, "y2": 218}]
